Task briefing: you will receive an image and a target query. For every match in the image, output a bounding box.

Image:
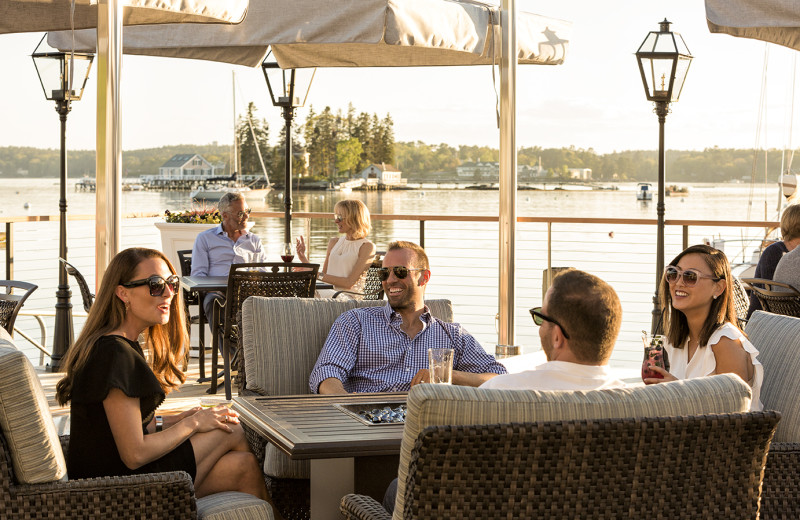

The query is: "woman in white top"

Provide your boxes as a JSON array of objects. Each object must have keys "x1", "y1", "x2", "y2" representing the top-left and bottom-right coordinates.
[
  {"x1": 296, "y1": 199, "x2": 376, "y2": 299},
  {"x1": 645, "y1": 244, "x2": 764, "y2": 410}
]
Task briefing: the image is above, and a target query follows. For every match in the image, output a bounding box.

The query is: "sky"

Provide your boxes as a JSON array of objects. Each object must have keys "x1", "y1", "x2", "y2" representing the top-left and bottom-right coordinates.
[{"x1": 0, "y1": 0, "x2": 798, "y2": 156}]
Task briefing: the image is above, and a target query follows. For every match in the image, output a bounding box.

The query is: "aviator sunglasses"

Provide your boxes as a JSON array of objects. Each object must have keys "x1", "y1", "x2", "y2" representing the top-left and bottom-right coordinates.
[
  {"x1": 664, "y1": 266, "x2": 722, "y2": 287},
  {"x1": 121, "y1": 275, "x2": 181, "y2": 296},
  {"x1": 377, "y1": 266, "x2": 426, "y2": 282},
  {"x1": 529, "y1": 307, "x2": 570, "y2": 339}
]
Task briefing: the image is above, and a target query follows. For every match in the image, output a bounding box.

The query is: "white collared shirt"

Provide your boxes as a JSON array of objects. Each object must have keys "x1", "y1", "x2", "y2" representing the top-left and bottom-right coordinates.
[{"x1": 480, "y1": 360, "x2": 627, "y2": 391}]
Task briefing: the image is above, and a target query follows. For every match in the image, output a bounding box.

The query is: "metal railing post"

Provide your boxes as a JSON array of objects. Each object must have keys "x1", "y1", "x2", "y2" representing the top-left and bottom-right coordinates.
[
  {"x1": 419, "y1": 220, "x2": 425, "y2": 249},
  {"x1": 682, "y1": 225, "x2": 689, "y2": 250},
  {"x1": 5, "y1": 223, "x2": 12, "y2": 280}
]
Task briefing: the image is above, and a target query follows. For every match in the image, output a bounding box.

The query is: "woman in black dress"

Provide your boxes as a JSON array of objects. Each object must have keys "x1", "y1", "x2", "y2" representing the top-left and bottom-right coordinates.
[{"x1": 56, "y1": 247, "x2": 270, "y2": 501}]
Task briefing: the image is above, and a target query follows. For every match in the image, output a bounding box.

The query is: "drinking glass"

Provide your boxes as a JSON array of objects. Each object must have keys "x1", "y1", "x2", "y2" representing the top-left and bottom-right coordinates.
[
  {"x1": 641, "y1": 332, "x2": 669, "y2": 384},
  {"x1": 281, "y1": 242, "x2": 295, "y2": 263},
  {"x1": 428, "y1": 348, "x2": 454, "y2": 384}
]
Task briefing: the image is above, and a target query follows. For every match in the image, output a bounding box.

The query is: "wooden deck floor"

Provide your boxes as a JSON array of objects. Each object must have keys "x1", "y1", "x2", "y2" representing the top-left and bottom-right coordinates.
[{"x1": 39, "y1": 357, "x2": 229, "y2": 436}]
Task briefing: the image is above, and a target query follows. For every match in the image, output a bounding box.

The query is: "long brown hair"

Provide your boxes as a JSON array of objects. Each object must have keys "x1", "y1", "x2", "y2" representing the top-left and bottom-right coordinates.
[
  {"x1": 658, "y1": 244, "x2": 739, "y2": 349},
  {"x1": 56, "y1": 248, "x2": 188, "y2": 405}
]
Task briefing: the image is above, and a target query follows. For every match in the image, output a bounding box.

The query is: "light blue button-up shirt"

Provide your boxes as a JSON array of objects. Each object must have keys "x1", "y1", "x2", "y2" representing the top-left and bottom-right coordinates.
[
  {"x1": 309, "y1": 303, "x2": 507, "y2": 393},
  {"x1": 190, "y1": 224, "x2": 267, "y2": 277}
]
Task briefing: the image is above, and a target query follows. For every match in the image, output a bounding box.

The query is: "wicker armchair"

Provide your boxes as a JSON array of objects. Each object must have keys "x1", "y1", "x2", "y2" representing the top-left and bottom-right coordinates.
[
  {"x1": 0, "y1": 279, "x2": 37, "y2": 334},
  {"x1": 332, "y1": 253, "x2": 385, "y2": 300},
  {"x1": 745, "y1": 310, "x2": 800, "y2": 519},
  {"x1": 212, "y1": 262, "x2": 319, "y2": 399},
  {"x1": 341, "y1": 412, "x2": 781, "y2": 520},
  {"x1": 239, "y1": 297, "x2": 454, "y2": 520},
  {"x1": 741, "y1": 278, "x2": 800, "y2": 318},
  {"x1": 0, "y1": 333, "x2": 273, "y2": 519}
]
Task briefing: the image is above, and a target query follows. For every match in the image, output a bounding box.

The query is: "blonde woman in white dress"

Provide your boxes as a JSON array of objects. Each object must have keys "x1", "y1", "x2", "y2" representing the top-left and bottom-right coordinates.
[
  {"x1": 296, "y1": 199, "x2": 376, "y2": 299},
  {"x1": 645, "y1": 244, "x2": 763, "y2": 410}
]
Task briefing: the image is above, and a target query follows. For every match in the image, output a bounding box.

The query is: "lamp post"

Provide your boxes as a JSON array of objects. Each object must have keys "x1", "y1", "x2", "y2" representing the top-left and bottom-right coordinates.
[
  {"x1": 261, "y1": 50, "x2": 316, "y2": 243},
  {"x1": 32, "y1": 35, "x2": 94, "y2": 372},
  {"x1": 635, "y1": 19, "x2": 693, "y2": 334}
]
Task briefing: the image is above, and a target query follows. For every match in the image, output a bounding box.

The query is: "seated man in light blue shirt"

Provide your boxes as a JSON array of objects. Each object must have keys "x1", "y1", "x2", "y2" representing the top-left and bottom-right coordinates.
[
  {"x1": 191, "y1": 192, "x2": 267, "y2": 318},
  {"x1": 309, "y1": 241, "x2": 506, "y2": 394}
]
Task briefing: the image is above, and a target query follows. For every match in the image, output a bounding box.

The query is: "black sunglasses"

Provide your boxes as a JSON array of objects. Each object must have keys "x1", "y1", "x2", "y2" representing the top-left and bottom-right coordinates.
[
  {"x1": 529, "y1": 307, "x2": 570, "y2": 339},
  {"x1": 377, "y1": 266, "x2": 426, "y2": 282},
  {"x1": 121, "y1": 275, "x2": 180, "y2": 297}
]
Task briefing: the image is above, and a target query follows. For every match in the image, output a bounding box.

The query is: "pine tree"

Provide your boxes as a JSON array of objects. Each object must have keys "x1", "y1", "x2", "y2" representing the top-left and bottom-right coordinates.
[{"x1": 235, "y1": 102, "x2": 270, "y2": 179}]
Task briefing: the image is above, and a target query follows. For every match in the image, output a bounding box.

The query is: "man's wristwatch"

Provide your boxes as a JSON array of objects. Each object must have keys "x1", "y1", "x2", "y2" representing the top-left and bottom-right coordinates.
[
  {"x1": 155, "y1": 415, "x2": 163, "y2": 432},
  {"x1": 317, "y1": 272, "x2": 324, "y2": 281}
]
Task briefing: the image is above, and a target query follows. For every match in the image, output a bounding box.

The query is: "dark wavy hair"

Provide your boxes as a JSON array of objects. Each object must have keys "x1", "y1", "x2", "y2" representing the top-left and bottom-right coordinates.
[{"x1": 659, "y1": 244, "x2": 738, "y2": 349}]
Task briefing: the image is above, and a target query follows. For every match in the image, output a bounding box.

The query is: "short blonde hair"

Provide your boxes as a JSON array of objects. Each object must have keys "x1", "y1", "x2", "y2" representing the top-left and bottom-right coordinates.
[
  {"x1": 781, "y1": 204, "x2": 800, "y2": 242},
  {"x1": 335, "y1": 200, "x2": 371, "y2": 239}
]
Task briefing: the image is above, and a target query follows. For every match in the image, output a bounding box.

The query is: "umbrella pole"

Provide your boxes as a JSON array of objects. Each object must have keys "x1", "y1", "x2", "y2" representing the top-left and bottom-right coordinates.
[{"x1": 283, "y1": 106, "x2": 294, "y2": 243}]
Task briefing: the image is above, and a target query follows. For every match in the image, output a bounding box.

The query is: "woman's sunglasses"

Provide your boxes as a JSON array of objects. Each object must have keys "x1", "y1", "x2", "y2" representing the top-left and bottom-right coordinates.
[
  {"x1": 334, "y1": 214, "x2": 344, "y2": 223},
  {"x1": 377, "y1": 266, "x2": 426, "y2": 282},
  {"x1": 664, "y1": 266, "x2": 722, "y2": 287},
  {"x1": 122, "y1": 275, "x2": 180, "y2": 297},
  {"x1": 529, "y1": 307, "x2": 570, "y2": 339}
]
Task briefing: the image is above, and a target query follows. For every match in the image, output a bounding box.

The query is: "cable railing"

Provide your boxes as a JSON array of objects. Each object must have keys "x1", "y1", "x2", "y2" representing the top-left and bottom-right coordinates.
[{"x1": 0, "y1": 213, "x2": 778, "y2": 369}]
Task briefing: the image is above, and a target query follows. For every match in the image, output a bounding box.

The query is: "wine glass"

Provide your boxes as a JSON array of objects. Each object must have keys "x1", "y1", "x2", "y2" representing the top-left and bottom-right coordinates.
[{"x1": 281, "y1": 242, "x2": 295, "y2": 263}]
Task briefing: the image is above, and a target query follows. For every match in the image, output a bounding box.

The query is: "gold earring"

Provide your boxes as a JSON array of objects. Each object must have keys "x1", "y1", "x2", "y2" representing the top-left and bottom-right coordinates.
[{"x1": 124, "y1": 301, "x2": 130, "y2": 312}]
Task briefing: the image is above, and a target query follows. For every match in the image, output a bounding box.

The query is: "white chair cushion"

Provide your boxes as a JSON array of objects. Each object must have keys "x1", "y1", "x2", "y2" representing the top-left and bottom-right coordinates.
[
  {"x1": 0, "y1": 345, "x2": 67, "y2": 484},
  {"x1": 393, "y1": 374, "x2": 752, "y2": 519}
]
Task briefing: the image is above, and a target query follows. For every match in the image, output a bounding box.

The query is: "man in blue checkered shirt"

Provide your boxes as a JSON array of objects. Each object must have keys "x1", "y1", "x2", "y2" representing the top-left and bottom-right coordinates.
[{"x1": 309, "y1": 241, "x2": 507, "y2": 394}]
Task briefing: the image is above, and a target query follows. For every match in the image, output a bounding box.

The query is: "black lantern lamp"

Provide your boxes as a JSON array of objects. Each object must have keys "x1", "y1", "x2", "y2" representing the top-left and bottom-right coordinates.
[
  {"x1": 635, "y1": 19, "x2": 692, "y2": 334},
  {"x1": 261, "y1": 49, "x2": 316, "y2": 243},
  {"x1": 32, "y1": 35, "x2": 94, "y2": 372}
]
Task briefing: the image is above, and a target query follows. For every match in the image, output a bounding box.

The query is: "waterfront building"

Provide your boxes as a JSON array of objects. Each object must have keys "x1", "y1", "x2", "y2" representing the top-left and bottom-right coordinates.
[
  {"x1": 139, "y1": 153, "x2": 223, "y2": 189},
  {"x1": 361, "y1": 163, "x2": 405, "y2": 188}
]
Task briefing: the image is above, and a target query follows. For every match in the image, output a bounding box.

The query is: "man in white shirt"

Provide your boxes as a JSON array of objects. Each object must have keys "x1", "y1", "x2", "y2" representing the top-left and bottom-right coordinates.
[{"x1": 481, "y1": 268, "x2": 626, "y2": 391}]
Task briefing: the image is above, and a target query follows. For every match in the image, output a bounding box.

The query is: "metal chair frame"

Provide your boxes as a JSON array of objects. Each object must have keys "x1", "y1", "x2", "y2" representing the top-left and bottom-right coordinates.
[
  {"x1": 332, "y1": 252, "x2": 385, "y2": 300},
  {"x1": 0, "y1": 280, "x2": 37, "y2": 335},
  {"x1": 212, "y1": 262, "x2": 319, "y2": 399},
  {"x1": 58, "y1": 258, "x2": 94, "y2": 313},
  {"x1": 176, "y1": 249, "x2": 206, "y2": 378}
]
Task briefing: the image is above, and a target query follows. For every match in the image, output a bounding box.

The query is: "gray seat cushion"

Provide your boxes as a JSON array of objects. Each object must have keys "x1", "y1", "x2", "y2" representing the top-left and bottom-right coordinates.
[
  {"x1": 745, "y1": 310, "x2": 800, "y2": 442},
  {"x1": 197, "y1": 491, "x2": 274, "y2": 520}
]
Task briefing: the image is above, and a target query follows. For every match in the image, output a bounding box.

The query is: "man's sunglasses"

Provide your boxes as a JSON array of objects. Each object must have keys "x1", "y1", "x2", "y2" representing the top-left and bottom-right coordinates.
[
  {"x1": 235, "y1": 208, "x2": 252, "y2": 219},
  {"x1": 529, "y1": 307, "x2": 570, "y2": 339},
  {"x1": 664, "y1": 266, "x2": 722, "y2": 287},
  {"x1": 121, "y1": 275, "x2": 181, "y2": 297},
  {"x1": 377, "y1": 266, "x2": 426, "y2": 282}
]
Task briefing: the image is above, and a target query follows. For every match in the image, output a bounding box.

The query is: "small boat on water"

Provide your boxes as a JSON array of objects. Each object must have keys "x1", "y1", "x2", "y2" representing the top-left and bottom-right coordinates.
[
  {"x1": 665, "y1": 184, "x2": 689, "y2": 197},
  {"x1": 636, "y1": 183, "x2": 653, "y2": 201},
  {"x1": 190, "y1": 183, "x2": 271, "y2": 202}
]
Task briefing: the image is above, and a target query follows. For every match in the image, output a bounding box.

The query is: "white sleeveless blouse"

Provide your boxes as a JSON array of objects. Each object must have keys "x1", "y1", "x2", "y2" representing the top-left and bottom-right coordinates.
[
  {"x1": 317, "y1": 236, "x2": 370, "y2": 299},
  {"x1": 664, "y1": 322, "x2": 763, "y2": 411}
]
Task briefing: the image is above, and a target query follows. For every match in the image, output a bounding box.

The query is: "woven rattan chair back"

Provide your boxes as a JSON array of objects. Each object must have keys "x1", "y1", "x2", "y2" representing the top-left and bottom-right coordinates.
[
  {"x1": 0, "y1": 280, "x2": 37, "y2": 334},
  {"x1": 732, "y1": 276, "x2": 750, "y2": 327},
  {"x1": 742, "y1": 278, "x2": 800, "y2": 318},
  {"x1": 58, "y1": 258, "x2": 94, "y2": 313},
  {"x1": 399, "y1": 413, "x2": 780, "y2": 520},
  {"x1": 216, "y1": 262, "x2": 319, "y2": 399},
  {"x1": 176, "y1": 250, "x2": 199, "y2": 307}
]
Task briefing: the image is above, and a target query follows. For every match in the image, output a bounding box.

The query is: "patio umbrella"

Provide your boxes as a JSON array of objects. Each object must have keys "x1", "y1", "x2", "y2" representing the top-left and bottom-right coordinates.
[
  {"x1": 50, "y1": 0, "x2": 571, "y2": 352},
  {"x1": 1, "y1": 0, "x2": 248, "y2": 284},
  {"x1": 705, "y1": 0, "x2": 800, "y2": 51}
]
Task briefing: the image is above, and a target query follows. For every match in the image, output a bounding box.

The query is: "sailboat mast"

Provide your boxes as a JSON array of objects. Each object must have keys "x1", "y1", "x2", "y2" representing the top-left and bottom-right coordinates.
[{"x1": 232, "y1": 70, "x2": 238, "y2": 178}]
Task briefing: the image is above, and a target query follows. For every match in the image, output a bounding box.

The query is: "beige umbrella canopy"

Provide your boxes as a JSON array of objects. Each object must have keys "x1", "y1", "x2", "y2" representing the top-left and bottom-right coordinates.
[
  {"x1": 49, "y1": 0, "x2": 571, "y2": 352},
  {"x1": 1, "y1": 0, "x2": 248, "y2": 283},
  {"x1": 705, "y1": 0, "x2": 800, "y2": 51},
  {"x1": 48, "y1": 0, "x2": 569, "y2": 68},
  {"x1": 0, "y1": 0, "x2": 248, "y2": 34}
]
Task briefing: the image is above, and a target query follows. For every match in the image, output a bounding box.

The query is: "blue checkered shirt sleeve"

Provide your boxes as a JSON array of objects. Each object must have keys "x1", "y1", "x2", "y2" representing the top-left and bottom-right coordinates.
[{"x1": 309, "y1": 311, "x2": 362, "y2": 393}]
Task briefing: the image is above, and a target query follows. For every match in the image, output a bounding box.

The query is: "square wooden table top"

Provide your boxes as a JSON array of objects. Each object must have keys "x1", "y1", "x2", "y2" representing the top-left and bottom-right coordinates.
[{"x1": 233, "y1": 393, "x2": 407, "y2": 460}]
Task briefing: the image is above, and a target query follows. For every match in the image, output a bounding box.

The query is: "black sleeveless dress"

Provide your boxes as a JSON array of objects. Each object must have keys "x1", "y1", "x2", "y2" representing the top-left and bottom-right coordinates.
[{"x1": 67, "y1": 335, "x2": 196, "y2": 480}]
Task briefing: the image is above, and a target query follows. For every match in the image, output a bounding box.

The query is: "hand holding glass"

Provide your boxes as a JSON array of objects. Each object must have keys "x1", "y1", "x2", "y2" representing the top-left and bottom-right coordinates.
[{"x1": 428, "y1": 348, "x2": 454, "y2": 384}]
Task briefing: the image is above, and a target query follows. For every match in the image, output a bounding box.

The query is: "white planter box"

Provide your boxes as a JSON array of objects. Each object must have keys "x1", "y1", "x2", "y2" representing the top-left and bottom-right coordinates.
[{"x1": 154, "y1": 222, "x2": 217, "y2": 273}]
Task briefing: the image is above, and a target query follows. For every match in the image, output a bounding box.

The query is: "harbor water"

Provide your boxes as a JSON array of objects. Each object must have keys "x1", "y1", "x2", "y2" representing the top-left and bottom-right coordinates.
[{"x1": 0, "y1": 178, "x2": 781, "y2": 372}]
